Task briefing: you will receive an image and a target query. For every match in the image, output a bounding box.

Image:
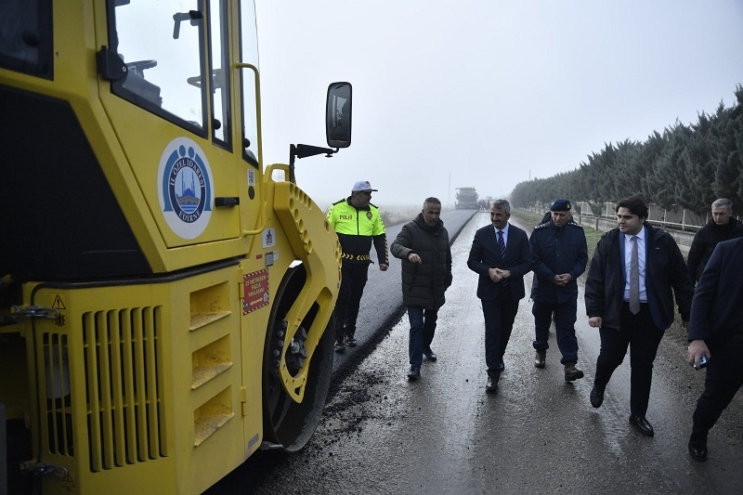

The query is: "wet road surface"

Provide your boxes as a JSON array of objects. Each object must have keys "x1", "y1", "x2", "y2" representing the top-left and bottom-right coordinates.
[
  {"x1": 210, "y1": 211, "x2": 743, "y2": 494},
  {"x1": 330, "y1": 209, "x2": 477, "y2": 376}
]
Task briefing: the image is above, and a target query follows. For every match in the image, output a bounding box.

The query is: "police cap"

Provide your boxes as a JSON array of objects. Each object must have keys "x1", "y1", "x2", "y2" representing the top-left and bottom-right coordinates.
[{"x1": 352, "y1": 180, "x2": 378, "y2": 192}]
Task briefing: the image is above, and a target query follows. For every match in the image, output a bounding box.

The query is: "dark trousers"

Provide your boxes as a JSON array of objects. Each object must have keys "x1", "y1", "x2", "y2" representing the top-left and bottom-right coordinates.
[
  {"x1": 407, "y1": 306, "x2": 438, "y2": 367},
  {"x1": 692, "y1": 340, "x2": 743, "y2": 435},
  {"x1": 334, "y1": 262, "x2": 369, "y2": 340},
  {"x1": 594, "y1": 303, "x2": 664, "y2": 417},
  {"x1": 481, "y1": 293, "x2": 520, "y2": 377},
  {"x1": 532, "y1": 299, "x2": 579, "y2": 364}
]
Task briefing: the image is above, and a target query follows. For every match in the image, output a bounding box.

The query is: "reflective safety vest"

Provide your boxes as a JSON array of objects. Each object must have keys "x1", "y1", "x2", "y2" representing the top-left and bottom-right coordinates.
[{"x1": 327, "y1": 198, "x2": 388, "y2": 263}]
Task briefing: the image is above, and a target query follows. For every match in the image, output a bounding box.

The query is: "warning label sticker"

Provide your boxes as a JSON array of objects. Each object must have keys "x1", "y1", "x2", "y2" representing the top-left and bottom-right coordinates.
[
  {"x1": 51, "y1": 294, "x2": 67, "y2": 328},
  {"x1": 243, "y1": 269, "x2": 269, "y2": 314}
]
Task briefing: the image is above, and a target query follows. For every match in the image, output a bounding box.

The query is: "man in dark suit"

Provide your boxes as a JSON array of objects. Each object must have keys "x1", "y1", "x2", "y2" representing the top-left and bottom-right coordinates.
[
  {"x1": 585, "y1": 196, "x2": 693, "y2": 437},
  {"x1": 467, "y1": 199, "x2": 532, "y2": 392},
  {"x1": 686, "y1": 237, "x2": 743, "y2": 461}
]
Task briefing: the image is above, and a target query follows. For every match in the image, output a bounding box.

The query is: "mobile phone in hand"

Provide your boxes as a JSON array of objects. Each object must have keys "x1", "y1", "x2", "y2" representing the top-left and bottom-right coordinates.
[{"x1": 692, "y1": 355, "x2": 708, "y2": 370}]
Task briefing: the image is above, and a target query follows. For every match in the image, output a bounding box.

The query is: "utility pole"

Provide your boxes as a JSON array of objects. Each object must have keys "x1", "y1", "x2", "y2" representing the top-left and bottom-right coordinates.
[{"x1": 447, "y1": 172, "x2": 451, "y2": 208}]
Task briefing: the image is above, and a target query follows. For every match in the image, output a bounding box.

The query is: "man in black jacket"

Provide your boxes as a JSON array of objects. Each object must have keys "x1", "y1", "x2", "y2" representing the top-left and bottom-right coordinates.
[
  {"x1": 391, "y1": 197, "x2": 452, "y2": 380},
  {"x1": 468, "y1": 199, "x2": 532, "y2": 392},
  {"x1": 687, "y1": 198, "x2": 743, "y2": 284},
  {"x1": 686, "y1": 237, "x2": 743, "y2": 461},
  {"x1": 585, "y1": 196, "x2": 693, "y2": 437}
]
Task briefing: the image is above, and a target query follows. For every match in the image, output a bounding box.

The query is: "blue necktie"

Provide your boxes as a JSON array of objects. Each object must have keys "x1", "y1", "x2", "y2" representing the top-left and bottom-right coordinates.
[
  {"x1": 497, "y1": 230, "x2": 508, "y2": 286},
  {"x1": 629, "y1": 235, "x2": 640, "y2": 314},
  {"x1": 497, "y1": 230, "x2": 506, "y2": 259}
]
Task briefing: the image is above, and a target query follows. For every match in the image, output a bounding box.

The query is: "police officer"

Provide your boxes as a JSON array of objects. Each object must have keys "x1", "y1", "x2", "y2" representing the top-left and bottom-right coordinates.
[
  {"x1": 530, "y1": 199, "x2": 588, "y2": 381},
  {"x1": 327, "y1": 180, "x2": 389, "y2": 352}
]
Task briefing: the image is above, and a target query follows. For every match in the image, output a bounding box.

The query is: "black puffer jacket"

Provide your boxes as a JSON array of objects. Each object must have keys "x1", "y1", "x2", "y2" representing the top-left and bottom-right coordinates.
[{"x1": 390, "y1": 214, "x2": 452, "y2": 310}]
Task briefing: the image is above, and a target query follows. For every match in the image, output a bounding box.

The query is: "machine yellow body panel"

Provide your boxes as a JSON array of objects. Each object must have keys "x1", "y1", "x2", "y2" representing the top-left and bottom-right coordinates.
[{"x1": 0, "y1": 1, "x2": 348, "y2": 493}]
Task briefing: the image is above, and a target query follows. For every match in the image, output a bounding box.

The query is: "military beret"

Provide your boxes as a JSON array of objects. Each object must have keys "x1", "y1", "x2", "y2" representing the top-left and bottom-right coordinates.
[{"x1": 550, "y1": 199, "x2": 571, "y2": 211}]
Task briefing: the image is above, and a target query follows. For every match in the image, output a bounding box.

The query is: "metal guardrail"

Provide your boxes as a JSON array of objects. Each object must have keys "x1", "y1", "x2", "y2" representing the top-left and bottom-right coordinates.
[
  {"x1": 578, "y1": 213, "x2": 703, "y2": 233},
  {"x1": 519, "y1": 207, "x2": 699, "y2": 251},
  {"x1": 571, "y1": 213, "x2": 697, "y2": 251}
]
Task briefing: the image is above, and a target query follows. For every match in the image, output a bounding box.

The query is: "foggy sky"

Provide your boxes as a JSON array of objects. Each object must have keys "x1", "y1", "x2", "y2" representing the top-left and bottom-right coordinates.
[{"x1": 255, "y1": 0, "x2": 743, "y2": 210}]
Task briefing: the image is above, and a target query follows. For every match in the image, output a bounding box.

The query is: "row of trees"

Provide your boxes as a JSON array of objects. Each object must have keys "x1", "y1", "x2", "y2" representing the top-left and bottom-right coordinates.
[{"x1": 510, "y1": 85, "x2": 743, "y2": 215}]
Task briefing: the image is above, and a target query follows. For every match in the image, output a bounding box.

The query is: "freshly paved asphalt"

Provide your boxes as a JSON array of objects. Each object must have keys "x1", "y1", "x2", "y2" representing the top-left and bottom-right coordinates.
[{"x1": 330, "y1": 208, "x2": 478, "y2": 381}]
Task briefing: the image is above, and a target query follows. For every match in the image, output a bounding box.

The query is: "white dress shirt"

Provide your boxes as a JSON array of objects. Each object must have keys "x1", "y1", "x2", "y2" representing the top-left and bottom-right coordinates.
[{"x1": 493, "y1": 223, "x2": 510, "y2": 248}]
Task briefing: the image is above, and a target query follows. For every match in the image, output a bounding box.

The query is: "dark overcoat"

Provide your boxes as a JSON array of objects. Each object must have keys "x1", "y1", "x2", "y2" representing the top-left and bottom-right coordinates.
[
  {"x1": 530, "y1": 220, "x2": 588, "y2": 303},
  {"x1": 689, "y1": 237, "x2": 743, "y2": 345},
  {"x1": 585, "y1": 223, "x2": 693, "y2": 330},
  {"x1": 686, "y1": 218, "x2": 743, "y2": 283}
]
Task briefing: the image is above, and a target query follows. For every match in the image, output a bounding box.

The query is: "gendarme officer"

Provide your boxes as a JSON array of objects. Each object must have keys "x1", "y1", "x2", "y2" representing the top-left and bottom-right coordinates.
[{"x1": 529, "y1": 199, "x2": 588, "y2": 381}]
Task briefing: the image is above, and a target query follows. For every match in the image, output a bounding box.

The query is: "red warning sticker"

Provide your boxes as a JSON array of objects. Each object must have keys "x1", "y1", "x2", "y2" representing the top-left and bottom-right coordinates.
[{"x1": 243, "y1": 269, "x2": 269, "y2": 314}]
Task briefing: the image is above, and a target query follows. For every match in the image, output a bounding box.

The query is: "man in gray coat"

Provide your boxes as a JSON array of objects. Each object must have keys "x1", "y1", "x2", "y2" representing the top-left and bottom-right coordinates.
[{"x1": 391, "y1": 197, "x2": 453, "y2": 380}]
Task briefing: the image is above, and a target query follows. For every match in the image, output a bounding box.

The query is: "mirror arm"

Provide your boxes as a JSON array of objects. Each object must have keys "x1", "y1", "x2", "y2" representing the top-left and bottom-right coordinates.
[{"x1": 289, "y1": 144, "x2": 338, "y2": 183}]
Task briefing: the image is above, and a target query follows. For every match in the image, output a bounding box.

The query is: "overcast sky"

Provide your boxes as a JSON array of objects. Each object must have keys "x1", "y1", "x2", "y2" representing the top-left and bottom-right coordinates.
[{"x1": 254, "y1": 0, "x2": 743, "y2": 209}]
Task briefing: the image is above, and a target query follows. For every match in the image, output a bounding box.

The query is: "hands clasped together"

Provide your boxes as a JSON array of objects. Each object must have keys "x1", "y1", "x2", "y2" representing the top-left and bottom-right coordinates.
[
  {"x1": 487, "y1": 267, "x2": 511, "y2": 283},
  {"x1": 552, "y1": 273, "x2": 573, "y2": 287}
]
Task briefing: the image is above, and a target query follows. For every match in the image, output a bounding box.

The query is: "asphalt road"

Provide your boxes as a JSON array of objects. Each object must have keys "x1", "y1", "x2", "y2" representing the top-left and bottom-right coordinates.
[
  {"x1": 206, "y1": 208, "x2": 478, "y2": 494},
  {"x1": 209, "y1": 211, "x2": 743, "y2": 495},
  {"x1": 330, "y1": 209, "x2": 479, "y2": 379}
]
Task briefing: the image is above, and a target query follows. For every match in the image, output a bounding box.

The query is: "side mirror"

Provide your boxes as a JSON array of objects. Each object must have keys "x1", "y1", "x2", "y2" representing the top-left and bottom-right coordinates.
[{"x1": 326, "y1": 82, "x2": 352, "y2": 148}]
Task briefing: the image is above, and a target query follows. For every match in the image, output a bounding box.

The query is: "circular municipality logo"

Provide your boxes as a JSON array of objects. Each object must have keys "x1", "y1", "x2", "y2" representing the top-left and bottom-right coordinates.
[{"x1": 158, "y1": 138, "x2": 213, "y2": 239}]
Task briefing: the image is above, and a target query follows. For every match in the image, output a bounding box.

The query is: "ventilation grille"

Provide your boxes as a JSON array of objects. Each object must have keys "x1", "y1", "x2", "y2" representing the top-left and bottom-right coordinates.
[
  {"x1": 42, "y1": 332, "x2": 74, "y2": 457},
  {"x1": 81, "y1": 307, "x2": 167, "y2": 472}
]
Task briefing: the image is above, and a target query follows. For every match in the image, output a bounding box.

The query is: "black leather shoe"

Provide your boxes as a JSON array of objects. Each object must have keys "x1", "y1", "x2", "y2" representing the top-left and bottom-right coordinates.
[
  {"x1": 486, "y1": 375, "x2": 498, "y2": 392},
  {"x1": 590, "y1": 384, "x2": 605, "y2": 408},
  {"x1": 564, "y1": 363, "x2": 584, "y2": 381},
  {"x1": 629, "y1": 415, "x2": 654, "y2": 437},
  {"x1": 688, "y1": 432, "x2": 708, "y2": 461},
  {"x1": 334, "y1": 339, "x2": 345, "y2": 353},
  {"x1": 423, "y1": 349, "x2": 437, "y2": 362},
  {"x1": 534, "y1": 351, "x2": 546, "y2": 368},
  {"x1": 688, "y1": 441, "x2": 708, "y2": 461},
  {"x1": 407, "y1": 366, "x2": 420, "y2": 380}
]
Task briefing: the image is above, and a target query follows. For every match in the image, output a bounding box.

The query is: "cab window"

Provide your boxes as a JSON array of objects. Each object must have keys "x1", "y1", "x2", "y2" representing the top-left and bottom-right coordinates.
[
  {"x1": 239, "y1": 1, "x2": 260, "y2": 167},
  {"x1": 0, "y1": 0, "x2": 53, "y2": 79},
  {"x1": 109, "y1": 0, "x2": 207, "y2": 136},
  {"x1": 208, "y1": 0, "x2": 231, "y2": 149}
]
